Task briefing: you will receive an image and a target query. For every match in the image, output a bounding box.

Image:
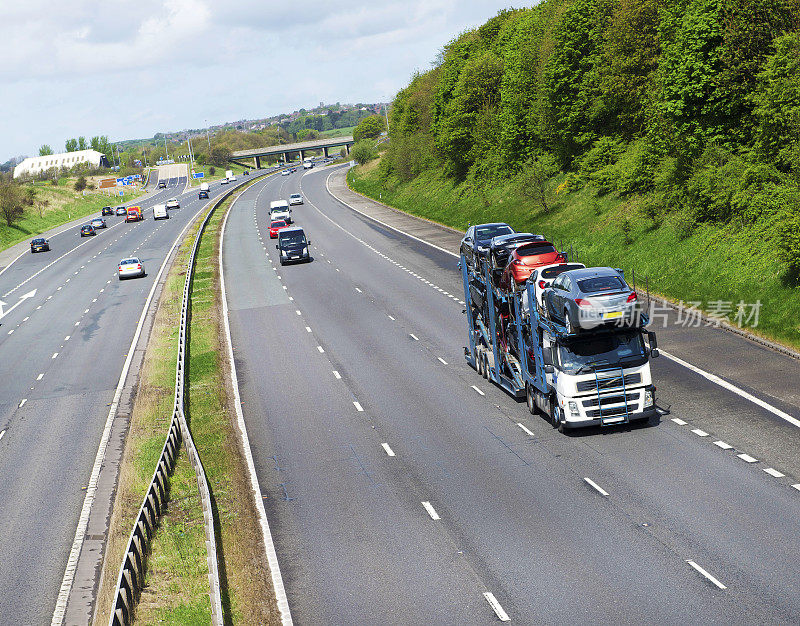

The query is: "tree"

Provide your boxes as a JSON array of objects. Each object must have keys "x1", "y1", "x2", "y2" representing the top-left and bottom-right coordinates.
[
  {"x1": 77, "y1": 136, "x2": 87, "y2": 151},
  {"x1": 351, "y1": 140, "x2": 377, "y2": 165},
  {"x1": 353, "y1": 115, "x2": 386, "y2": 141},
  {"x1": 65, "y1": 138, "x2": 78, "y2": 152},
  {"x1": 298, "y1": 128, "x2": 319, "y2": 141},
  {"x1": 39, "y1": 145, "x2": 53, "y2": 156},
  {"x1": 210, "y1": 146, "x2": 231, "y2": 167},
  {"x1": 518, "y1": 153, "x2": 558, "y2": 212},
  {"x1": 0, "y1": 182, "x2": 25, "y2": 227}
]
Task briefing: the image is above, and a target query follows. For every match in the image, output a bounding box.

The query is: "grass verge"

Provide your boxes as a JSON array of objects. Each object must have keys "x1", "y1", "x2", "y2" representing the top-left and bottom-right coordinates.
[
  {"x1": 348, "y1": 159, "x2": 800, "y2": 351},
  {"x1": 1, "y1": 183, "x2": 144, "y2": 252},
  {"x1": 95, "y1": 178, "x2": 279, "y2": 624}
]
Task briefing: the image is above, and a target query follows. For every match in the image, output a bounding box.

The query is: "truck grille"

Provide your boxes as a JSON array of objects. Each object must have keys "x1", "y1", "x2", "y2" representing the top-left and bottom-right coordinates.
[
  {"x1": 585, "y1": 404, "x2": 638, "y2": 418},
  {"x1": 582, "y1": 392, "x2": 640, "y2": 408},
  {"x1": 576, "y1": 373, "x2": 641, "y2": 393}
]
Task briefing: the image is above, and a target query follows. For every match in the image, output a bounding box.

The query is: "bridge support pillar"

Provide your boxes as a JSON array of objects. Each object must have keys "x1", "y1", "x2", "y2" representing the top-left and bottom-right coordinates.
[
  {"x1": 255, "y1": 156, "x2": 261, "y2": 169},
  {"x1": 323, "y1": 147, "x2": 329, "y2": 158},
  {"x1": 346, "y1": 143, "x2": 351, "y2": 155}
]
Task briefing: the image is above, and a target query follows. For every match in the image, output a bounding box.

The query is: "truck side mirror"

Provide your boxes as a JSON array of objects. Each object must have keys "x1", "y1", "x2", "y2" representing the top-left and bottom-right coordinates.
[
  {"x1": 544, "y1": 365, "x2": 555, "y2": 374},
  {"x1": 647, "y1": 331, "x2": 659, "y2": 357},
  {"x1": 275, "y1": 245, "x2": 279, "y2": 250},
  {"x1": 542, "y1": 347, "x2": 553, "y2": 366}
]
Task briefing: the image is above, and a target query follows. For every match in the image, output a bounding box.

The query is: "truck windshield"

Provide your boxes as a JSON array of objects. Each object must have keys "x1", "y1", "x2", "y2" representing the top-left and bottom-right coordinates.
[
  {"x1": 280, "y1": 233, "x2": 306, "y2": 246},
  {"x1": 557, "y1": 331, "x2": 646, "y2": 374}
]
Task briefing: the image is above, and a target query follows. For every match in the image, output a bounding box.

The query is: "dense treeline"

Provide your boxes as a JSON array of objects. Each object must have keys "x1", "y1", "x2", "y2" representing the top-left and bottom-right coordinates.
[{"x1": 382, "y1": 0, "x2": 800, "y2": 273}]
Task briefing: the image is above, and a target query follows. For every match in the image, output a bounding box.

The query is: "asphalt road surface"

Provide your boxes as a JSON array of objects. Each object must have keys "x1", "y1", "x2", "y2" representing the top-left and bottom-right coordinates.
[
  {"x1": 0, "y1": 170, "x2": 261, "y2": 624},
  {"x1": 222, "y1": 166, "x2": 800, "y2": 624}
]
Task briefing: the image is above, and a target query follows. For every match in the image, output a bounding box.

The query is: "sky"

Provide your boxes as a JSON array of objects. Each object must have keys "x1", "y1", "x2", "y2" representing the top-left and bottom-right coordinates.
[{"x1": 0, "y1": 0, "x2": 515, "y2": 160}]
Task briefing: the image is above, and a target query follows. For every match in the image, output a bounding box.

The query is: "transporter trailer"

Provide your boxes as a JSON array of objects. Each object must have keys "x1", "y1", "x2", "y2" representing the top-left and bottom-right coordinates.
[{"x1": 460, "y1": 253, "x2": 662, "y2": 432}]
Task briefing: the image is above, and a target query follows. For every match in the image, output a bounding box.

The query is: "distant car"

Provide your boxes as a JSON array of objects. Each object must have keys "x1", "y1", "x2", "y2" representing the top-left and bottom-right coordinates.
[
  {"x1": 281, "y1": 169, "x2": 291, "y2": 176},
  {"x1": 277, "y1": 227, "x2": 311, "y2": 265},
  {"x1": 118, "y1": 257, "x2": 145, "y2": 280},
  {"x1": 243, "y1": 170, "x2": 250, "y2": 176},
  {"x1": 90, "y1": 218, "x2": 107, "y2": 229},
  {"x1": 80, "y1": 225, "x2": 96, "y2": 237},
  {"x1": 157, "y1": 180, "x2": 167, "y2": 188},
  {"x1": 543, "y1": 267, "x2": 640, "y2": 333},
  {"x1": 500, "y1": 240, "x2": 566, "y2": 290},
  {"x1": 459, "y1": 223, "x2": 514, "y2": 270},
  {"x1": 101, "y1": 206, "x2": 114, "y2": 216},
  {"x1": 220, "y1": 177, "x2": 230, "y2": 184},
  {"x1": 166, "y1": 198, "x2": 180, "y2": 209},
  {"x1": 290, "y1": 167, "x2": 297, "y2": 173},
  {"x1": 116, "y1": 206, "x2": 127, "y2": 216},
  {"x1": 527, "y1": 263, "x2": 586, "y2": 311},
  {"x1": 289, "y1": 193, "x2": 304, "y2": 206},
  {"x1": 269, "y1": 220, "x2": 288, "y2": 238},
  {"x1": 30, "y1": 237, "x2": 50, "y2": 253}
]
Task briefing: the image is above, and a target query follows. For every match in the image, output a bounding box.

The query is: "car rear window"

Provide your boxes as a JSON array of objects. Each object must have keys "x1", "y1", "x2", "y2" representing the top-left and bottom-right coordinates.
[
  {"x1": 541, "y1": 264, "x2": 583, "y2": 279},
  {"x1": 516, "y1": 243, "x2": 556, "y2": 257},
  {"x1": 121, "y1": 259, "x2": 138, "y2": 265},
  {"x1": 476, "y1": 225, "x2": 513, "y2": 239},
  {"x1": 271, "y1": 221, "x2": 286, "y2": 227},
  {"x1": 577, "y1": 275, "x2": 626, "y2": 293}
]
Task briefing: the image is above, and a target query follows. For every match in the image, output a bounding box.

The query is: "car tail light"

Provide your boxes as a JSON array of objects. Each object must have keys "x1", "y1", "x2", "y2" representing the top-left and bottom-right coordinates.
[
  {"x1": 118, "y1": 266, "x2": 123, "y2": 271},
  {"x1": 538, "y1": 280, "x2": 546, "y2": 289},
  {"x1": 575, "y1": 298, "x2": 592, "y2": 308},
  {"x1": 137, "y1": 264, "x2": 142, "y2": 269},
  {"x1": 627, "y1": 292, "x2": 638, "y2": 303}
]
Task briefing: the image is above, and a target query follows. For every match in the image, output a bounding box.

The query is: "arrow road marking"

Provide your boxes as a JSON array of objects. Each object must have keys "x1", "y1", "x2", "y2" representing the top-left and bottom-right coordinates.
[{"x1": 0, "y1": 289, "x2": 37, "y2": 320}]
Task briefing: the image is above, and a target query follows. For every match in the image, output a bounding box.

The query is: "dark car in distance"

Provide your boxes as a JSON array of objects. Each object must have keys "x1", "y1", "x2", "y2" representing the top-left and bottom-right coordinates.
[
  {"x1": 116, "y1": 206, "x2": 127, "y2": 216},
  {"x1": 101, "y1": 206, "x2": 114, "y2": 216},
  {"x1": 30, "y1": 237, "x2": 50, "y2": 252},
  {"x1": 80, "y1": 225, "x2": 96, "y2": 237}
]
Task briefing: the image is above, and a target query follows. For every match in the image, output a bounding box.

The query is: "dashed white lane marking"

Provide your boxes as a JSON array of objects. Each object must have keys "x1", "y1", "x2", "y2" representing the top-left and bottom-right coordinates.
[
  {"x1": 672, "y1": 418, "x2": 688, "y2": 426},
  {"x1": 74, "y1": 322, "x2": 79, "y2": 326},
  {"x1": 22, "y1": 316, "x2": 28, "y2": 322},
  {"x1": 333, "y1": 370, "x2": 341, "y2": 379},
  {"x1": 282, "y1": 286, "x2": 288, "y2": 290},
  {"x1": 354, "y1": 287, "x2": 362, "y2": 293},
  {"x1": 37, "y1": 373, "x2": 44, "y2": 380},
  {"x1": 691, "y1": 428, "x2": 709, "y2": 437},
  {"x1": 18, "y1": 399, "x2": 27, "y2": 408},
  {"x1": 6, "y1": 330, "x2": 12, "y2": 335},
  {"x1": 305, "y1": 326, "x2": 312, "y2": 333},
  {"x1": 713, "y1": 441, "x2": 732, "y2": 450},
  {"x1": 738, "y1": 453, "x2": 758, "y2": 463},
  {"x1": 686, "y1": 560, "x2": 727, "y2": 589},
  {"x1": 64, "y1": 336, "x2": 70, "y2": 341},
  {"x1": 584, "y1": 477, "x2": 609, "y2": 496},
  {"x1": 317, "y1": 346, "x2": 324, "y2": 353},
  {"x1": 517, "y1": 423, "x2": 535, "y2": 436},
  {"x1": 763, "y1": 467, "x2": 785, "y2": 478},
  {"x1": 295, "y1": 310, "x2": 301, "y2": 315},
  {"x1": 792, "y1": 484, "x2": 800, "y2": 492},
  {"x1": 83, "y1": 309, "x2": 89, "y2": 314},
  {"x1": 381, "y1": 443, "x2": 396, "y2": 457},
  {"x1": 52, "y1": 352, "x2": 58, "y2": 359},
  {"x1": 437, "y1": 357, "x2": 448, "y2": 365},
  {"x1": 353, "y1": 401, "x2": 364, "y2": 412},
  {"x1": 288, "y1": 297, "x2": 294, "y2": 301},
  {"x1": 421, "y1": 501, "x2": 440, "y2": 520},
  {"x1": 483, "y1": 592, "x2": 511, "y2": 622},
  {"x1": 0, "y1": 429, "x2": 5, "y2": 441},
  {"x1": 409, "y1": 333, "x2": 419, "y2": 341},
  {"x1": 387, "y1": 315, "x2": 395, "y2": 321},
  {"x1": 471, "y1": 385, "x2": 485, "y2": 396},
  {"x1": 57, "y1": 287, "x2": 62, "y2": 291},
  {"x1": 661, "y1": 349, "x2": 800, "y2": 429}
]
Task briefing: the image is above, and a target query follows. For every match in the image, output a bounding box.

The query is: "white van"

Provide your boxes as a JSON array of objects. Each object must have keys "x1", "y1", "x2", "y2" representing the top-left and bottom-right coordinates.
[
  {"x1": 269, "y1": 200, "x2": 292, "y2": 224},
  {"x1": 153, "y1": 204, "x2": 169, "y2": 220},
  {"x1": 225, "y1": 169, "x2": 236, "y2": 182}
]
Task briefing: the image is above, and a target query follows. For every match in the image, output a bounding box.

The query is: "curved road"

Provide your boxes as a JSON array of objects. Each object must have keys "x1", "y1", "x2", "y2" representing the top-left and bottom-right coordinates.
[
  {"x1": 222, "y1": 166, "x2": 800, "y2": 623},
  {"x1": 0, "y1": 169, "x2": 263, "y2": 624}
]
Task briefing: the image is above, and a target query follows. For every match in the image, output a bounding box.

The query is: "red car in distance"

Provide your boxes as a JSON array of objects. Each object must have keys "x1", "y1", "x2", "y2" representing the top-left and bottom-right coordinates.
[
  {"x1": 500, "y1": 240, "x2": 566, "y2": 290},
  {"x1": 269, "y1": 220, "x2": 288, "y2": 238}
]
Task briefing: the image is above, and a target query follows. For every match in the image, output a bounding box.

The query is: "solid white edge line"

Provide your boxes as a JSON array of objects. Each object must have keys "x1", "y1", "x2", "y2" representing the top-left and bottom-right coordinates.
[
  {"x1": 218, "y1": 176, "x2": 293, "y2": 625},
  {"x1": 517, "y1": 422, "x2": 535, "y2": 437},
  {"x1": 660, "y1": 349, "x2": 800, "y2": 429},
  {"x1": 583, "y1": 477, "x2": 609, "y2": 497},
  {"x1": 381, "y1": 443, "x2": 396, "y2": 457},
  {"x1": 483, "y1": 592, "x2": 511, "y2": 622},
  {"x1": 51, "y1": 192, "x2": 214, "y2": 625},
  {"x1": 686, "y1": 560, "x2": 727, "y2": 590},
  {"x1": 324, "y1": 167, "x2": 459, "y2": 259},
  {"x1": 421, "y1": 501, "x2": 440, "y2": 520}
]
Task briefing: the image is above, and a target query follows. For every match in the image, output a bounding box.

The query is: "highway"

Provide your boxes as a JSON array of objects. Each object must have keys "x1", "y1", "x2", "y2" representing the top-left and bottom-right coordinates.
[
  {"x1": 0, "y1": 168, "x2": 260, "y2": 624},
  {"x1": 223, "y1": 165, "x2": 800, "y2": 623}
]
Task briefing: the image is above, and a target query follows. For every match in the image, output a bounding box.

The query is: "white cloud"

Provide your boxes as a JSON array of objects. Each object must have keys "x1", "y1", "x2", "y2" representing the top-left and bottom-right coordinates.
[{"x1": 1, "y1": 0, "x2": 512, "y2": 157}]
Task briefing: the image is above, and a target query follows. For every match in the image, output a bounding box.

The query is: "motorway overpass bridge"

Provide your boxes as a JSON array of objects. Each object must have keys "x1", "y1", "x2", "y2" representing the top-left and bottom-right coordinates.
[{"x1": 230, "y1": 136, "x2": 354, "y2": 168}]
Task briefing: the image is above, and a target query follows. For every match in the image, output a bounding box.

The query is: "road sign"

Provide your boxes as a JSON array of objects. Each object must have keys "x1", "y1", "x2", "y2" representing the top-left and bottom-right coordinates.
[
  {"x1": 119, "y1": 190, "x2": 124, "y2": 196},
  {"x1": 193, "y1": 172, "x2": 204, "y2": 179},
  {"x1": 116, "y1": 178, "x2": 124, "y2": 183}
]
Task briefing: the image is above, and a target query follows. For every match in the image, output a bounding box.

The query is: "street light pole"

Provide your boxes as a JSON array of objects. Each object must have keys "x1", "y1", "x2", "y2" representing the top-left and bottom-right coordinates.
[{"x1": 205, "y1": 120, "x2": 211, "y2": 151}]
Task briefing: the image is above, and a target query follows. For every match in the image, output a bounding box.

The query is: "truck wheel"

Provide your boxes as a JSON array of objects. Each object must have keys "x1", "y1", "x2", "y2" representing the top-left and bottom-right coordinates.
[
  {"x1": 476, "y1": 349, "x2": 484, "y2": 376},
  {"x1": 526, "y1": 385, "x2": 536, "y2": 415},
  {"x1": 550, "y1": 399, "x2": 561, "y2": 429},
  {"x1": 482, "y1": 354, "x2": 489, "y2": 379}
]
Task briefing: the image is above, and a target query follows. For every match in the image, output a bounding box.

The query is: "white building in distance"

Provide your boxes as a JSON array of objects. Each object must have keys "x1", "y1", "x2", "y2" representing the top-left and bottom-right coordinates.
[{"x1": 13, "y1": 149, "x2": 107, "y2": 178}]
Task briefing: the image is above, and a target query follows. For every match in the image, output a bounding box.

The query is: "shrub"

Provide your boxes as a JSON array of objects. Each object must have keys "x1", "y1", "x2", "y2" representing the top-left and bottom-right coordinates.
[
  {"x1": 778, "y1": 211, "x2": 800, "y2": 278},
  {"x1": 74, "y1": 175, "x2": 87, "y2": 191},
  {"x1": 209, "y1": 166, "x2": 216, "y2": 176},
  {"x1": 351, "y1": 140, "x2": 377, "y2": 165},
  {"x1": 621, "y1": 218, "x2": 633, "y2": 244},
  {"x1": 353, "y1": 115, "x2": 386, "y2": 141},
  {"x1": 672, "y1": 210, "x2": 696, "y2": 241}
]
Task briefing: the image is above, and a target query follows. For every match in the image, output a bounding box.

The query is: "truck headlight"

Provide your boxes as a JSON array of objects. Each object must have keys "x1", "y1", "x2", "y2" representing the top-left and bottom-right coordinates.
[
  {"x1": 302, "y1": 247, "x2": 308, "y2": 256},
  {"x1": 644, "y1": 389, "x2": 654, "y2": 407},
  {"x1": 281, "y1": 249, "x2": 287, "y2": 256},
  {"x1": 568, "y1": 400, "x2": 579, "y2": 417}
]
